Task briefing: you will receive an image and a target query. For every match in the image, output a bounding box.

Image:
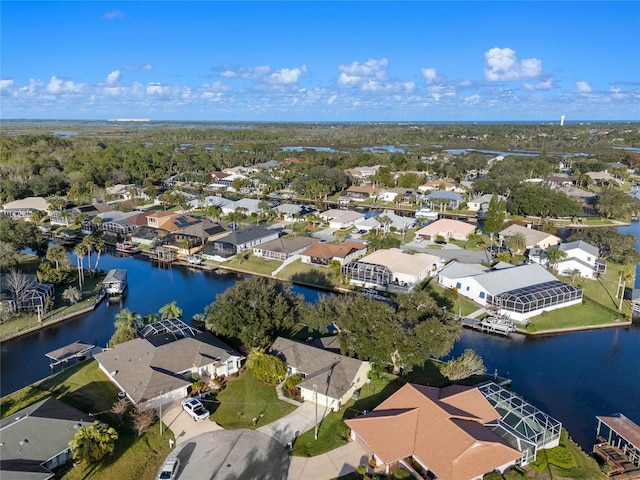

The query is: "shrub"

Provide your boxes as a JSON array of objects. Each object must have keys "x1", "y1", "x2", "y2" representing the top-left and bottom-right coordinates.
[
  {"x1": 546, "y1": 445, "x2": 575, "y2": 469},
  {"x1": 246, "y1": 348, "x2": 287, "y2": 384},
  {"x1": 529, "y1": 449, "x2": 548, "y2": 472},
  {"x1": 357, "y1": 464, "x2": 367, "y2": 476},
  {"x1": 393, "y1": 467, "x2": 411, "y2": 479},
  {"x1": 483, "y1": 473, "x2": 504, "y2": 480}
]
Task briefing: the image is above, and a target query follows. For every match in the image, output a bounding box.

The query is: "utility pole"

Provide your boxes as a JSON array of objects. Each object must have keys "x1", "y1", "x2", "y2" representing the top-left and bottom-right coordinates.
[
  {"x1": 313, "y1": 384, "x2": 318, "y2": 440},
  {"x1": 159, "y1": 394, "x2": 163, "y2": 435}
]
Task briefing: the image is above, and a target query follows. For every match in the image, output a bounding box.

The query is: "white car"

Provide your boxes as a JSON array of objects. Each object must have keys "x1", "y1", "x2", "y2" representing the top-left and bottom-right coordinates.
[
  {"x1": 157, "y1": 458, "x2": 180, "y2": 480},
  {"x1": 181, "y1": 397, "x2": 210, "y2": 422}
]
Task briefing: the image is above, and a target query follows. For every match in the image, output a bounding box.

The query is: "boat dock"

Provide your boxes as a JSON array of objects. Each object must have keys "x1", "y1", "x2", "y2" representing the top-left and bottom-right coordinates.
[{"x1": 461, "y1": 316, "x2": 516, "y2": 336}]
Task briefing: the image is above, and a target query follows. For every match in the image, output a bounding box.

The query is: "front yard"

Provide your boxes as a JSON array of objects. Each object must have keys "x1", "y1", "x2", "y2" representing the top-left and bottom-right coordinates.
[{"x1": 209, "y1": 368, "x2": 297, "y2": 429}]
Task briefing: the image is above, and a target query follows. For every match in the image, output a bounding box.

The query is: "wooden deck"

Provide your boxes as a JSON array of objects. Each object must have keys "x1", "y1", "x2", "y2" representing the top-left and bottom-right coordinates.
[{"x1": 594, "y1": 442, "x2": 640, "y2": 479}]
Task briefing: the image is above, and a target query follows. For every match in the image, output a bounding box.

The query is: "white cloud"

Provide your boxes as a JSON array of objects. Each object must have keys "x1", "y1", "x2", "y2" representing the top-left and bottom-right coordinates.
[
  {"x1": 484, "y1": 47, "x2": 542, "y2": 81},
  {"x1": 46, "y1": 76, "x2": 84, "y2": 94},
  {"x1": 103, "y1": 10, "x2": 125, "y2": 20},
  {"x1": 327, "y1": 94, "x2": 337, "y2": 105},
  {"x1": 267, "y1": 66, "x2": 307, "y2": 85},
  {"x1": 105, "y1": 70, "x2": 121, "y2": 85},
  {"x1": 0, "y1": 79, "x2": 16, "y2": 93},
  {"x1": 220, "y1": 65, "x2": 271, "y2": 79},
  {"x1": 124, "y1": 64, "x2": 154, "y2": 72},
  {"x1": 421, "y1": 68, "x2": 441, "y2": 84},
  {"x1": 575, "y1": 81, "x2": 592, "y2": 94},
  {"x1": 464, "y1": 94, "x2": 480, "y2": 105},
  {"x1": 338, "y1": 58, "x2": 388, "y2": 87},
  {"x1": 523, "y1": 78, "x2": 555, "y2": 91}
]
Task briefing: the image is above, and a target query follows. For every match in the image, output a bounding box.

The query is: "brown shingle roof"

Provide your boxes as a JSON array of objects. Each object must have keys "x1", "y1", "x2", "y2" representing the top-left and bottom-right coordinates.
[
  {"x1": 346, "y1": 383, "x2": 521, "y2": 480},
  {"x1": 301, "y1": 241, "x2": 366, "y2": 260}
]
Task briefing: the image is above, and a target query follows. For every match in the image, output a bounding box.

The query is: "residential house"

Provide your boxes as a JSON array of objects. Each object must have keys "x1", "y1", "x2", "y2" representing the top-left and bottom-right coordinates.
[
  {"x1": 586, "y1": 171, "x2": 624, "y2": 187},
  {"x1": 557, "y1": 240, "x2": 606, "y2": 279},
  {"x1": 342, "y1": 248, "x2": 441, "y2": 291},
  {"x1": 415, "y1": 219, "x2": 477, "y2": 242},
  {"x1": 145, "y1": 210, "x2": 178, "y2": 229},
  {"x1": 558, "y1": 186, "x2": 598, "y2": 214},
  {"x1": 345, "y1": 383, "x2": 523, "y2": 479},
  {"x1": 221, "y1": 198, "x2": 262, "y2": 216},
  {"x1": 544, "y1": 175, "x2": 574, "y2": 189},
  {"x1": 344, "y1": 165, "x2": 380, "y2": 179},
  {"x1": 438, "y1": 261, "x2": 582, "y2": 322},
  {"x1": 499, "y1": 224, "x2": 560, "y2": 250},
  {"x1": 187, "y1": 195, "x2": 234, "y2": 210},
  {"x1": 0, "y1": 397, "x2": 94, "y2": 480},
  {"x1": 270, "y1": 337, "x2": 371, "y2": 412},
  {"x1": 95, "y1": 318, "x2": 244, "y2": 409},
  {"x1": 106, "y1": 184, "x2": 149, "y2": 202},
  {"x1": 274, "y1": 203, "x2": 316, "y2": 222},
  {"x1": 377, "y1": 188, "x2": 418, "y2": 204},
  {"x1": 84, "y1": 211, "x2": 138, "y2": 237},
  {"x1": 319, "y1": 209, "x2": 365, "y2": 229},
  {"x1": 340, "y1": 186, "x2": 381, "y2": 202},
  {"x1": 355, "y1": 217, "x2": 381, "y2": 232},
  {"x1": 50, "y1": 202, "x2": 112, "y2": 227},
  {"x1": 422, "y1": 191, "x2": 464, "y2": 210},
  {"x1": 467, "y1": 194, "x2": 507, "y2": 212},
  {"x1": 375, "y1": 209, "x2": 416, "y2": 231},
  {"x1": 1, "y1": 196, "x2": 49, "y2": 219},
  {"x1": 300, "y1": 241, "x2": 367, "y2": 266},
  {"x1": 201, "y1": 224, "x2": 280, "y2": 261},
  {"x1": 210, "y1": 171, "x2": 234, "y2": 188},
  {"x1": 418, "y1": 179, "x2": 457, "y2": 193},
  {"x1": 252, "y1": 236, "x2": 315, "y2": 261}
]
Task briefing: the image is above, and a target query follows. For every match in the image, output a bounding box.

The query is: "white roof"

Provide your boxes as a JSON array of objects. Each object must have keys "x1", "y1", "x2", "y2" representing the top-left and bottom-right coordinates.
[
  {"x1": 320, "y1": 209, "x2": 364, "y2": 223},
  {"x1": 500, "y1": 224, "x2": 560, "y2": 246},
  {"x1": 559, "y1": 240, "x2": 599, "y2": 257},
  {"x1": 359, "y1": 248, "x2": 440, "y2": 275},
  {"x1": 416, "y1": 218, "x2": 477, "y2": 236},
  {"x1": 474, "y1": 263, "x2": 558, "y2": 296},
  {"x1": 2, "y1": 196, "x2": 49, "y2": 211}
]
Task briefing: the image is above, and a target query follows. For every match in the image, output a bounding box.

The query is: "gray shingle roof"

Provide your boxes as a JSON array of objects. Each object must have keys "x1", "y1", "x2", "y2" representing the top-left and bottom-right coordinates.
[
  {"x1": 95, "y1": 331, "x2": 242, "y2": 404},
  {"x1": 270, "y1": 337, "x2": 367, "y2": 401},
  {"x1": 559, "y1": 240, "x2": 599, "y2": 257},
  {"x1": 0, "y1": 397, "x2": 93, "y2": 480}
]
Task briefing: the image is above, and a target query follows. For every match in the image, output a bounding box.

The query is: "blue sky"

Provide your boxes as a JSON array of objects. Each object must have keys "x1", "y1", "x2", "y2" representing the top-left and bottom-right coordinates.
[{"x1": 1, "y1": 1, "x2": 639, "y2": 121}]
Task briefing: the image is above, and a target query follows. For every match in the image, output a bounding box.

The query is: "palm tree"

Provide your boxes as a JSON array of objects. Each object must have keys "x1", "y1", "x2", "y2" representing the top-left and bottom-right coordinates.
[
  {"x1": 74, "y1": 243, "x2": 88, "y2": 288},
  {"x1": 143, "y1": 313, "x2": 159, "y2": 325},
  {"x1": 82, "y1": 235, "x2": 95, "y2": 271},
  {"x1": 546, "y1": 246, "x2": 567, "y2": 269},
  {"x1": 46, "y1": 245, "x2": 68, "y2": 270},
  {"x1": 92, "y1": 235, "x2": 105, "y2": 271},
  {"x1": 113, "y1": 308, "x2": 143, "y2": 330},
  {"x1": 507, "y1": 232, "x2": 527, "y2": 254},
  {"x1": 206, "y1": 204, "x2": 222, "y2": 221},
  {"x1": 62, "y1": 286, "x2": 82, "y2": 305},
  {"x1": 158, "y1": 301, "x2": 183, "y2": 319}
]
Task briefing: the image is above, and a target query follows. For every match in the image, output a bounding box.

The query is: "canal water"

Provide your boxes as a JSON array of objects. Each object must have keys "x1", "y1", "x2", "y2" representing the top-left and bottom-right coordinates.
[{"x1": 1, "y1": 245, "x2": 639, "y2": 452}]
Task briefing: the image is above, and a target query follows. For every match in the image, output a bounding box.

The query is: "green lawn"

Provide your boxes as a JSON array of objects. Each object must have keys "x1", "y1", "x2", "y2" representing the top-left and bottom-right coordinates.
[
  {"x1": 291, "y1": 374, "x2": 402, "y2": 457},
  {"x1": 422, "y1": 279, "x2": 481, "y2": 317},
  {"x1": 1, "y1": 360, "x2": 174, "y2": 480},
  {"x1": 277, "y1": 259, "x2": 347, "y2": 289},
  {"x1": 525, "y1": 302, "x2": 625, "y2": 332},
  {"x1": 210, "y1": 369, "x2": 297, "y2": 429},
  {"x1": 223, "y1": 250, "x2": 281, "y2": 276},
  {"x1": 529, "y1": 431, "x2": 606, "y2": 480},
  {"x1": 558, "y1": 261, "x2": 631, "y2": 315}
]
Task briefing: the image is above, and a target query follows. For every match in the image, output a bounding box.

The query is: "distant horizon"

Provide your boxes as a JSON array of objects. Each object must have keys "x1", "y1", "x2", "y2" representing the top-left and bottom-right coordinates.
[
  {"x1": 2, "y1": 118, "x2": 639, "y2": 125},
  {"x1": 1, "y1": 2, "x2": 638, "y2": 121}
]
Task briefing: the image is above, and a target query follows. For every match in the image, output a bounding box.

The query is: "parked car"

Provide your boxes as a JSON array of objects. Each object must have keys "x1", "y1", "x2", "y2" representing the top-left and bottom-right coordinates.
[
  {"x1": 157, "y1": 458, "x2": 180, "y2": 480},
  {"x1": 181, "y1": 397, "x2": 210, "y2": 422}
]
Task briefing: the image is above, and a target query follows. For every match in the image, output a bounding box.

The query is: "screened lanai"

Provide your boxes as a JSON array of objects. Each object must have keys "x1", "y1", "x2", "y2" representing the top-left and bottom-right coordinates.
[
  {"x1": 479, "y1": 382, "x2": 562, "y2": 456},
  {"x1": 342, "y1": 261, "x2": 392, "y2": 287},
  {"x1": 489, "y1": 280, "x2": 582, "y2": 315}
]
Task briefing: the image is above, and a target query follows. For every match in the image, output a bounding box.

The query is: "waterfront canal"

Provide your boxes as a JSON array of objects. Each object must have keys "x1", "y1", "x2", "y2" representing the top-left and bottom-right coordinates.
[{"x1": 1, "y1": 248, "x2": 639, "y2": 452}]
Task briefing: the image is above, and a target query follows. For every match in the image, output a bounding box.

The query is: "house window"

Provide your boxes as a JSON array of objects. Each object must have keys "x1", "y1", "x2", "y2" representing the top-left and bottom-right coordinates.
[
  {"x1": 456, "y1": 282, "x2": 462, "y2": 289},
  {"x1": 466, "y1": 286, "x2": 470, "y2": 291},
  {"x1": 479, "y1": 291, "x2": 485, "y2": 299}
]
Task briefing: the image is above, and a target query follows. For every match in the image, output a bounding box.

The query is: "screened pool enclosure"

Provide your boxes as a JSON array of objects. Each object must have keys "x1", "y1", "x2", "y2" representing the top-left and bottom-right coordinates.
[{"x1": 488, "y1": 280, "x2": 582, "y2": 315}]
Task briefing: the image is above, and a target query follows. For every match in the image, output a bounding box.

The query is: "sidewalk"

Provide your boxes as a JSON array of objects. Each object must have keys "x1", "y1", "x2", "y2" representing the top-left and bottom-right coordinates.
[{"x1": 257, "y1": 401, "x2": 326, "y2": 446}]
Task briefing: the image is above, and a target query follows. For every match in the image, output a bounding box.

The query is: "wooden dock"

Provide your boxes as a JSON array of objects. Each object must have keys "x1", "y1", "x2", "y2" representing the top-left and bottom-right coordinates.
[{"x1": 461, "y1": 316, "x2": 516, "y2": 336}]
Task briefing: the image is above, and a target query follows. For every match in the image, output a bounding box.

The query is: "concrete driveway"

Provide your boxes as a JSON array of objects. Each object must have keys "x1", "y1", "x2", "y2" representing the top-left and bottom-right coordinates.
[
  {"x1": 163, "y1": 399, "x2": 223, "y2": 445},
  {"x1": 257, "y1": 401, "x2": 327, "y2": 446},
  {"x1": 174, "y1": 429, "x2": 289, "y2": 480},
  {"x1": 288, "y1": 442, "x2": 368, "y2": 480}
]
